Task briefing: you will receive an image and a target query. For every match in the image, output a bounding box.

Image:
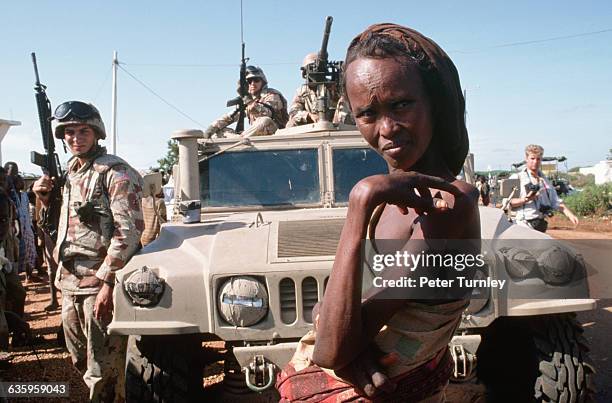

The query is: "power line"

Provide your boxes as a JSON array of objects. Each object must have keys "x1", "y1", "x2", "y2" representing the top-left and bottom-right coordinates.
[
  {"x1": 452, "y1": 27, "x2": 612, "y2": 54},
  {"x1": 122, "y1": 62, "x2": 238, "y2": 68},
  {"x1": 91, "y1": 65, "x2": 113, "y2": 104},
  {"x1": 118, "y1": 27, "x2": 612, "y2": 66},
  {"x1": 117, "y1": 63, "x2": 206, "y2": 128},
  {"x1": 121, "y1": 61, "x2": 297, "y2": 68}
]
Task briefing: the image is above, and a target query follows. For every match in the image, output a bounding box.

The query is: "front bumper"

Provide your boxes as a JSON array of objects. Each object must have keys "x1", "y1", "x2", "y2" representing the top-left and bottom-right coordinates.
[
  {"x1": 108, "y1": 320, "x2": 200, "y2": 335},
  {"x1": 233, "y1": 342, "x2": 299, "y2": 372}
]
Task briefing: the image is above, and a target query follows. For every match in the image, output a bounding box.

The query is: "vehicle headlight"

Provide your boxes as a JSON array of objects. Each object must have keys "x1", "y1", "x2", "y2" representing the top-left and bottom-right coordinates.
[
  {"x1": 218, "y1": 276, "x2": 268, "y2": 327},
  {"x1": 124, "y1": 266, "x2": 165, "y2": 306}
]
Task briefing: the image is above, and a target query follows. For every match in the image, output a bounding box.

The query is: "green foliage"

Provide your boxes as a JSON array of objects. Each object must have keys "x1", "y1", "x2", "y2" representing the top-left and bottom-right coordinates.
[
  {"x1": 157, "y1": 140, "x2": 178, "y2": 175},
  {"x1": 563, "y1": 183, "x2": 612, "y2": 217},
  {"x1": 568, "y1": 166, "x2": 581, "y2": 173},
  {"x1": 567, "y1": 173, "x2": 595, "y2": 189}
]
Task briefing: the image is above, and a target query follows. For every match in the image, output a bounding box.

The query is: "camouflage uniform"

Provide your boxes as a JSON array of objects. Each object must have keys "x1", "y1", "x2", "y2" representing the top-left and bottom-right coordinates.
[
  {"x1": 286, "y1": 84, "x2": 354, "y2": 127},
  {"x1": 55, "y1": 146, "x2": 144, "y2": 402},
  {"x1": 208, "y1": 87, "x2": 288, "y2": 138}
]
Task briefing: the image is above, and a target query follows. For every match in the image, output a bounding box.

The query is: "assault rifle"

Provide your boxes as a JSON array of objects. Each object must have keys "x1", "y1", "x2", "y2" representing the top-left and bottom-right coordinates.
[
  {"x1": 226, "y1": 42, "x2": 249, "y2": 133},
  {"x1": 30, "y1": 53, "x2": 63, "y2": 239},
  {"x1": 30, "y1": 52, "x2": 62, "y2": 310},
  {"x1": 303, "y1": 16, "x2": 343, "y2": 122}
]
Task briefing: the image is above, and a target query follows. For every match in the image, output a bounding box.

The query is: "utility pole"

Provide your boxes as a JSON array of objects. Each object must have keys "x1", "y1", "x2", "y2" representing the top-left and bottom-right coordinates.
[{"x1": 111, "y1": 51, "x2": 118, "y2": 155}]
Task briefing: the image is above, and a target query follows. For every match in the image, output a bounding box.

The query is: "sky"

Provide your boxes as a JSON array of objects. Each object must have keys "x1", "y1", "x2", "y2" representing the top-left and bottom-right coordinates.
[{"x1": 1, "y1": 0, "x2": 611, "y2": 174}]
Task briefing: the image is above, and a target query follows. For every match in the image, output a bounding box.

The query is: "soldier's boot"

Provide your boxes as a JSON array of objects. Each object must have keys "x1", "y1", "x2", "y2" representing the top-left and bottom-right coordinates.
[{"x1": 45, "y1": 265, "x2": 59, "y2": 311}]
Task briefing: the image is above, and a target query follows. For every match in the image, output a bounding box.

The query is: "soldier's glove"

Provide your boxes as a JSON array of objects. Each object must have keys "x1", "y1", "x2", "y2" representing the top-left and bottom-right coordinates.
[{"x1": 203, "y1": 126, "x2": 219, "y2": 139}]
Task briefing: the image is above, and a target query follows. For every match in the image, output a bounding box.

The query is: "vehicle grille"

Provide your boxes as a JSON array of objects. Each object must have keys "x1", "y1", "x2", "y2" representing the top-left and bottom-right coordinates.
[
  {"x1": 277, "y1": 219, "x2": 345, "y2": 258},
  {"x1": 279, "y1": 278, "x2": 296, "y2": 324},
  {"x1": 278, "y1": 276, "x2": 328, "y2": 325},
  {"x1": 302, "y1": 277, "x2": 318, "y2": 323}
]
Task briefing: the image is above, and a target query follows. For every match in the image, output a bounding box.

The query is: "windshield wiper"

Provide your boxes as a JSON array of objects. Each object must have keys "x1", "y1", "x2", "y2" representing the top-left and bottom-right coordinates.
[{"x1": 200, "y1": 138, "x2": 252, "y2": 162}]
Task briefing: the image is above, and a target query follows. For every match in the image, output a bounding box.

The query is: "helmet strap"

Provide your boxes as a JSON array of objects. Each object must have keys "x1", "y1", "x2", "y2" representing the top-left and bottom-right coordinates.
[{"x1": 75, "y1": 143, "x2": 102, "y2": 159}]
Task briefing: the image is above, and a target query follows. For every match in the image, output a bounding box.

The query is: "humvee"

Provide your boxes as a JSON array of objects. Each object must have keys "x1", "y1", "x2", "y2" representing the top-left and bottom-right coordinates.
[{"x1": 110, "y1": 122, "x2": 596, "y2": 402}]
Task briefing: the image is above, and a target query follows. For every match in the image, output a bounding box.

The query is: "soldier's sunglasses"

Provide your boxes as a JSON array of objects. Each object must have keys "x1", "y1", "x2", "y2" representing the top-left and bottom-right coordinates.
[
  {"x1": 247, "y1": 78, "x2": 261, "y2": 84},
  {"x1": 53, "y1": 101, "x2": 97, "y2": 121}
]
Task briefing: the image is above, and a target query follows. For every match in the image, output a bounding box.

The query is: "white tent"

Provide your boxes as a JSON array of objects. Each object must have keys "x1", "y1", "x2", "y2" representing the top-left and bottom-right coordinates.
[
  {"x1": 0, "y1": 119, "x2": 21, "y2": 166},
  {"x1": 580, "y1": 160, "x2": 612, "y2": 185}
]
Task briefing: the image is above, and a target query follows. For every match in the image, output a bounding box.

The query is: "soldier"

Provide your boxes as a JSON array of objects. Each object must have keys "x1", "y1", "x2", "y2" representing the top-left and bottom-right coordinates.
[
  {"x1": 286, "y1": 52, "x2": 354, "y2": 128},
  {"x1": 204, "y1": 65, "x2": 288, "y2": 138},
  {"x1": 33, "y1": 101, "x2": 144, "y2": 402}
]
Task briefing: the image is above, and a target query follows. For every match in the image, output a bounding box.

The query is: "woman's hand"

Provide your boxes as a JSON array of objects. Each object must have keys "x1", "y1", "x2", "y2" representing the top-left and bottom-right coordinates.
[
  {"x1": 335, "y1": 347, "x2": 399, "y2": 397},
  {"x1": 351, "y1": 172, "x2": 461, "y2": 215}
]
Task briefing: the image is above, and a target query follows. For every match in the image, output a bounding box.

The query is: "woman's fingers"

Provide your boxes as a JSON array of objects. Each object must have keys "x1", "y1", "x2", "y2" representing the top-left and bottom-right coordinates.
[
  {"x1": 386, "y1": 173, "x2": 459, "y2": 214},
  {"x1": 351, "y1": 363, "x2": 377, "y2": 397},
  {"x1": 412, "y1": 174, "x2": 462, "y2": 197}
]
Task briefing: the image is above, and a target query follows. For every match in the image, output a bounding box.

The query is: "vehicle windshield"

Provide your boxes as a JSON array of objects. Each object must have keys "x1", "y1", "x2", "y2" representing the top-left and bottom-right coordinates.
[
  {"x1": 199, "y1": 149, "x2": 320, "y2": 207},
  {"x1": 332, "y1": 148, "x2": 387, "y2": 203}
]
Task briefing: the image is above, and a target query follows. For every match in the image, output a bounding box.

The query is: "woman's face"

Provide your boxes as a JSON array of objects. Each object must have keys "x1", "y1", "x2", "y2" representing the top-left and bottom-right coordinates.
[{"x1": 345, "y1": 57, "x2": 433, "y2": 171}]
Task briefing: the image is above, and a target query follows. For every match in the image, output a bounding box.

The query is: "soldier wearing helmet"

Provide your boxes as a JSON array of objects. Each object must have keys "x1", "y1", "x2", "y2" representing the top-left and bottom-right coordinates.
[
  {"x1": 33, "y1": 100, "x2": 143, "y2": 402},
  {"x1": 204, "y1": 65, "x2": 289, "y2": 139},
  {"x1": 286, "y1": 53, "x2": 354, "y2": 128}
]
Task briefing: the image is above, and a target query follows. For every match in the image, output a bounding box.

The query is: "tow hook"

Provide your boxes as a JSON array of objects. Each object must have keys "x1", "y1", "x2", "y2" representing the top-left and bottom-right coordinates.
[
  {"x1": 244, "y1": 355, "x2": 275, "y2": 392},
  {"x1": 450, "y1": 343, "x2": 477, "y2": 380}
]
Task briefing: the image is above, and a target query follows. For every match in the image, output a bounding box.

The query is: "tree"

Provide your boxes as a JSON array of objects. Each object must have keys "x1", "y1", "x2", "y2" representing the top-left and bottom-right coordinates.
[{"x1": 157, "y1": 140, "x2": 178, "y2": 178}]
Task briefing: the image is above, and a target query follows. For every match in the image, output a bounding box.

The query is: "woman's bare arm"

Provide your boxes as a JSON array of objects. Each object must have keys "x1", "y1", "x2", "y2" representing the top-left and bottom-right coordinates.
[{"x1": 313, "y1": 174, "x2": 477, "y2": 370}]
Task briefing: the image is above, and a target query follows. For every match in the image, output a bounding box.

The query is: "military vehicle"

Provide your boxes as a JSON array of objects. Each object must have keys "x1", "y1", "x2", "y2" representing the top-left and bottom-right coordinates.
[
  {"x1": 109, "y1": 119, "x2": 596, "y2": 403},
  {"x1": 111, "y1": 12, "x2": 595, "y2": 402}
]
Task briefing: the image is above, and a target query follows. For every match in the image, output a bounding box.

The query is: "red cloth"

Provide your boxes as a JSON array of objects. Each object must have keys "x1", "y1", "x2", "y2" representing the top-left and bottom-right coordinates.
[{"x1": 276, "y1": 349, "x2": 452, "y2": 403}]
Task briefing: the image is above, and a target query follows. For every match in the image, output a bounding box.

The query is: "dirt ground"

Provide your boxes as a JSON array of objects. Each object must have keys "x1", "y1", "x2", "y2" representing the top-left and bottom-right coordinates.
[
  {"x1": 547, "y1": 214, "x2": 612, "y2": 236},
  {"x1": 2, "y1": 214, "x2": 610, "y2": 402},
  {"x1": 0, "y1": 277, "x2": 88, "y2": 402}
]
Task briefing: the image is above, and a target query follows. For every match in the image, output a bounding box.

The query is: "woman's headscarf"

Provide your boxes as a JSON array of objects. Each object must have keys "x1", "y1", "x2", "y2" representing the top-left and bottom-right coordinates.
[{"x1": 346, "y1": 23, "x2": 469, "y2": 176}]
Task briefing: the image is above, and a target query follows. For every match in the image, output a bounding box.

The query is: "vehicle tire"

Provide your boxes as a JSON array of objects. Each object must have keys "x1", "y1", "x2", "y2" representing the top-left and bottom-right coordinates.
[
  {"x1": 477, "y1": 313, "x2": 596, "y2": 402},
  {"x1": 125, "y1": 334, "x2": 204, "y2": 403}
]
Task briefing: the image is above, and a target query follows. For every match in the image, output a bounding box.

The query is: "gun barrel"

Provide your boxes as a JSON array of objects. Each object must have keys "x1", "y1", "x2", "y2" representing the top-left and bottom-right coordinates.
[
  {"x1": 31, "y1": 52, "x2": 41, "y2": 86},
  {"x1": 318, "y1": 16, "x2": 333, "y2": 62}
]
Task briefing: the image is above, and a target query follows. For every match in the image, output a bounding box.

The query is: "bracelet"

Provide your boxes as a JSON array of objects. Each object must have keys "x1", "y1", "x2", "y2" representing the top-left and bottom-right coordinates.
[{"x1": 103, "y1": 279, "x2": 115, "y2": 287}]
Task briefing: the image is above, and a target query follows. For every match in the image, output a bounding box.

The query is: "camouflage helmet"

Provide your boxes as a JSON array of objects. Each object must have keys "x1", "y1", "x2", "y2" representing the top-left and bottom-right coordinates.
[
  {"x1": 245, "y1": 65, "x2": 268, "y2": 85},
  {"x1": 52, "y1": 101, "x2": 107, "y2": 140},
  {"x1": 301, "y1": 53, "x2": 318, "y2": 79},
  {"x1": 301, "y1": 52, "x2": 318, "y2": 68}
]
